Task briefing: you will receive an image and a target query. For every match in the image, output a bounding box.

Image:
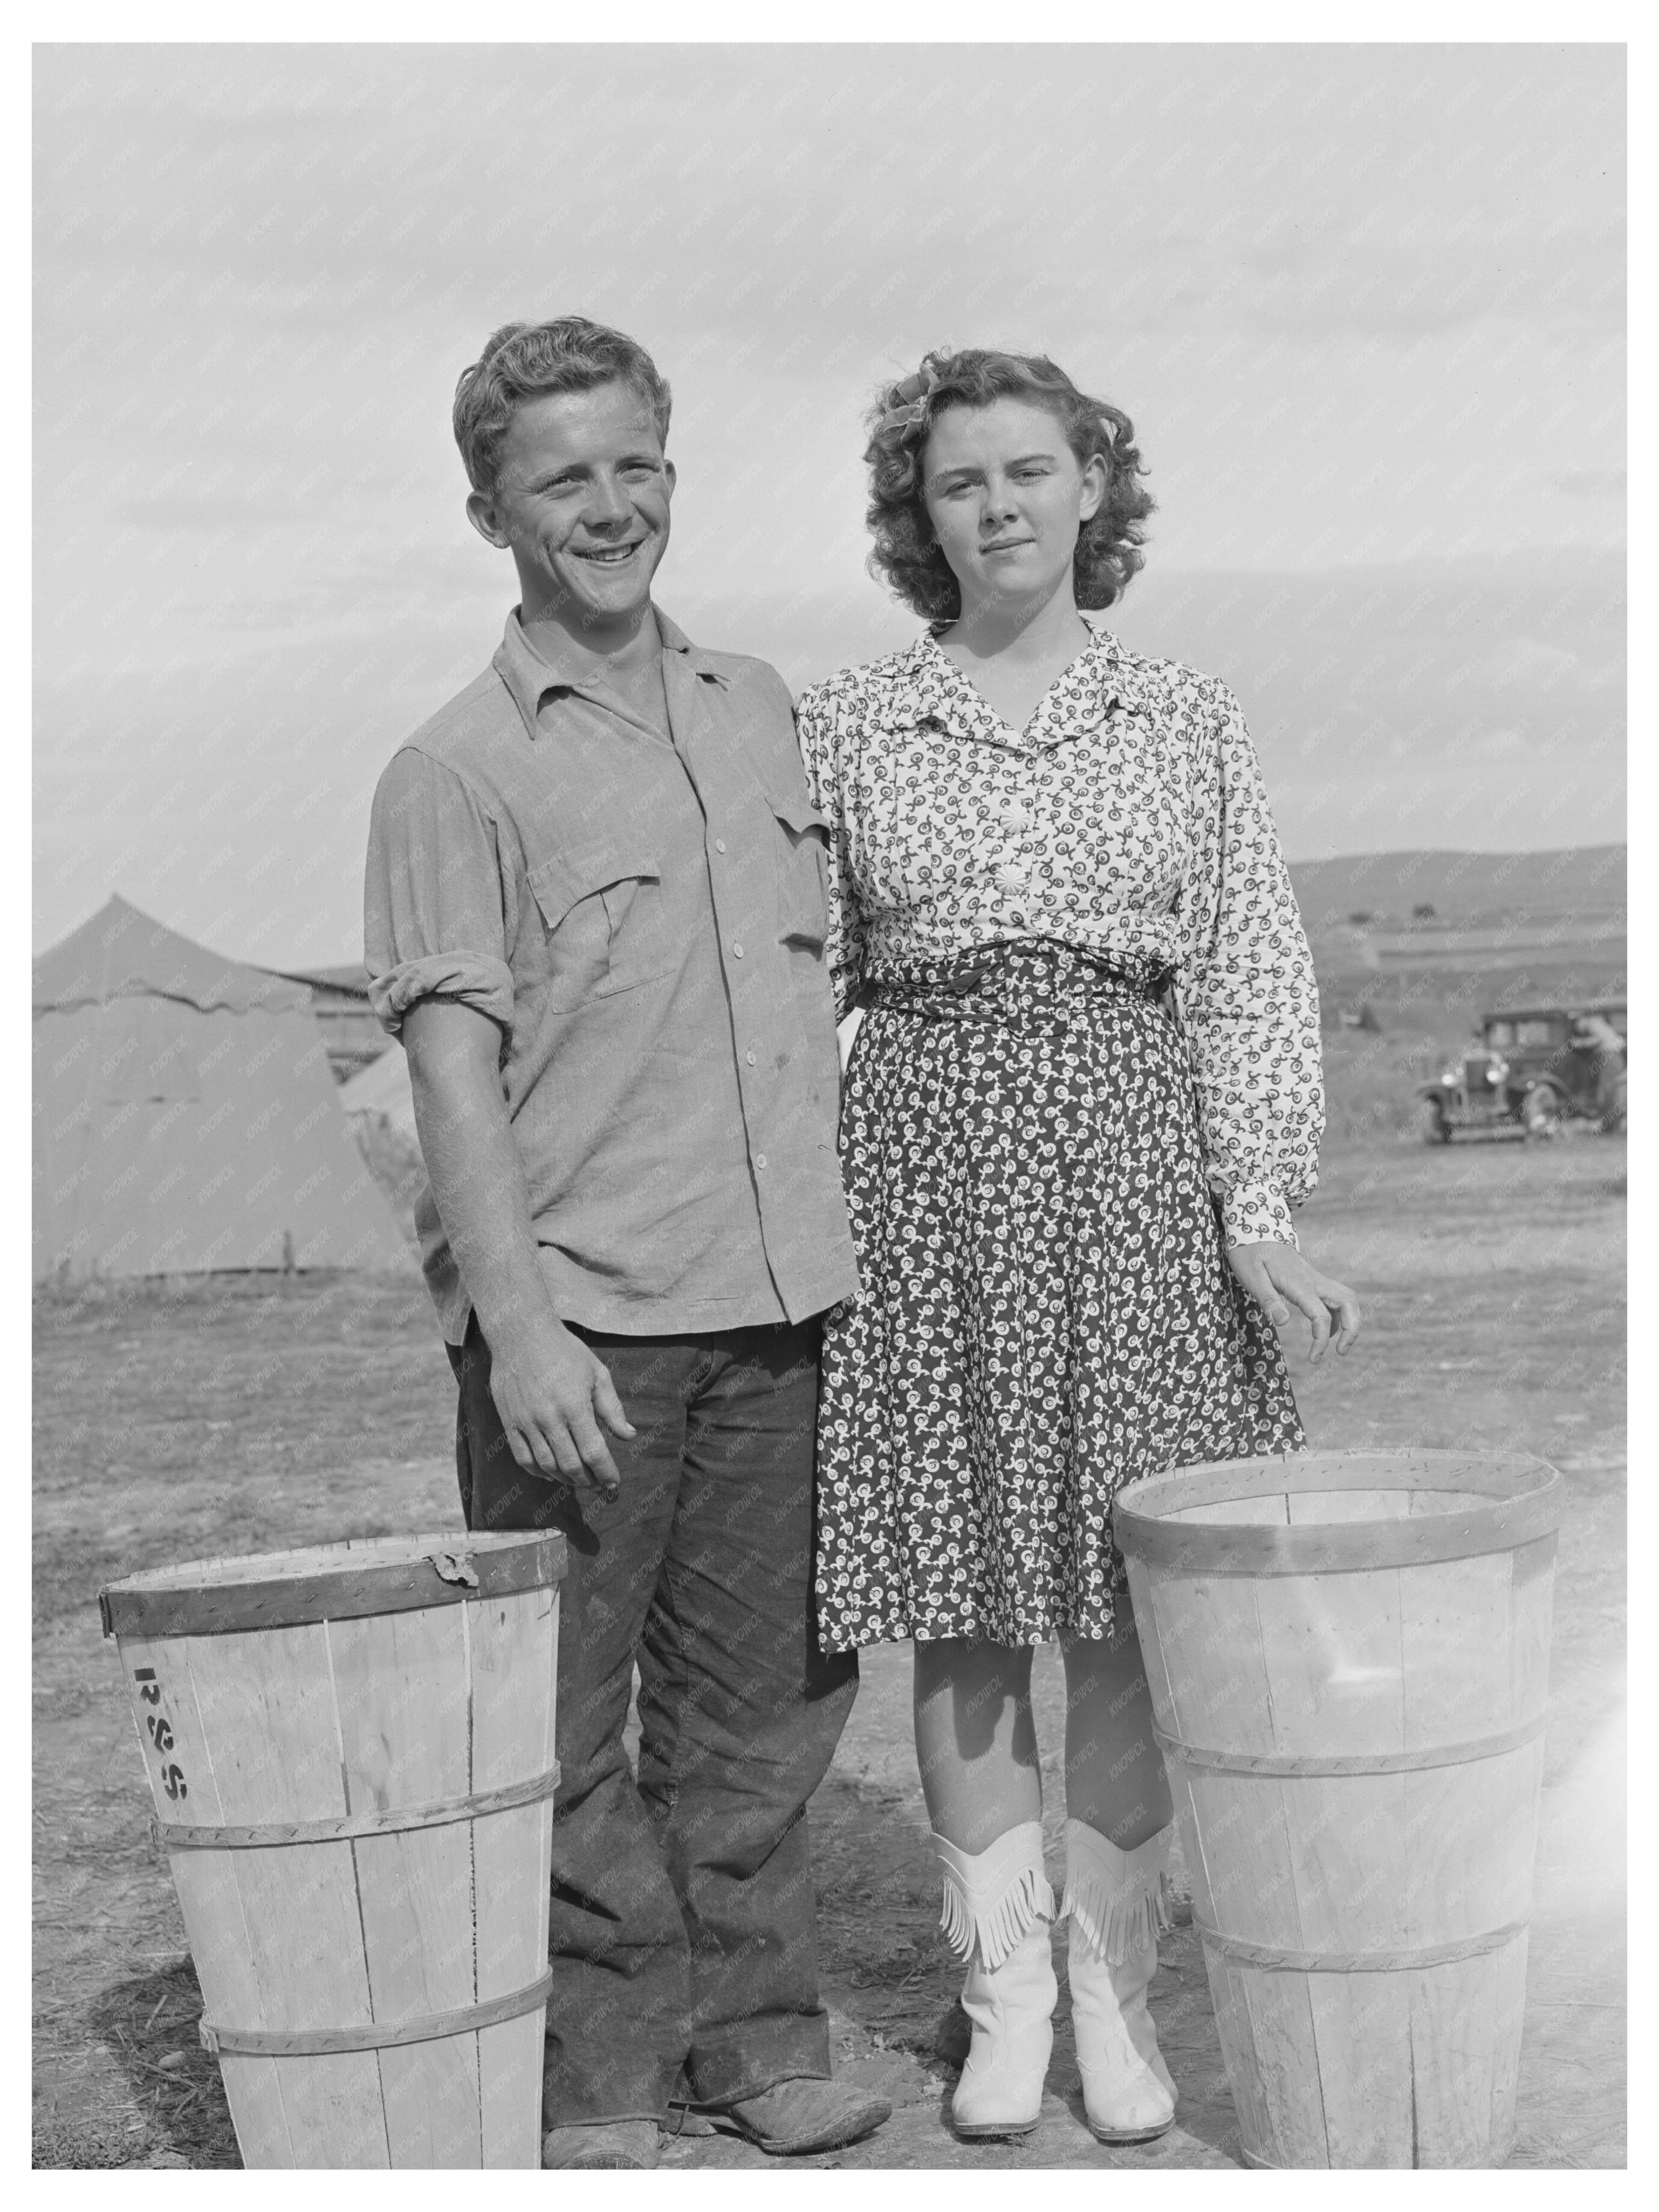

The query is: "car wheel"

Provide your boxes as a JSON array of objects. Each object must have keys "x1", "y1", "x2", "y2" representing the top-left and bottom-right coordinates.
[
  {"x1": 1413, "y1": 1099, "x2": 1452, "y2": 1145},
  {"x1": 1521, "y1": 1083, "x2": 1564, "y2": 1138}
]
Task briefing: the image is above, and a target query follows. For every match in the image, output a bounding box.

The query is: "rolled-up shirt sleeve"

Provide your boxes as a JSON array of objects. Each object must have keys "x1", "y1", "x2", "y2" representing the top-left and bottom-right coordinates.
[
  {"x1": 364, "y1": 746, "x2": 517, "y2": 1040},
  {"x1": 795, "y1": 682, "x2": 868, "y2": 1025},
  {"x1": 1173, "y1": 686, "x2": 1324, "y2": 1248}
]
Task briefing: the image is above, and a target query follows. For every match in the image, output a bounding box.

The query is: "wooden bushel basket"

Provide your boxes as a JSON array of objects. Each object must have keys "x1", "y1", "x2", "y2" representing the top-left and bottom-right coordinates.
[
  {"x1": 1114, "y1": 1450, "x2": 1564, "y2": 2169},
  {"x1": 100, "y1": 1530, "x2": 567, "y2": 2168}
]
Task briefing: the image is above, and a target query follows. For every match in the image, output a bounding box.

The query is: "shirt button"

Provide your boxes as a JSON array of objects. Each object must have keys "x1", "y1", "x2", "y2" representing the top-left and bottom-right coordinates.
[
  {"x1": 714, "y1": 838, "x2": 726, "y2": 854},
  {"x1": 746, "y1": 1049, "x2": 757, "y2": 1066},
  {"x1": 733, "y1": 941, "x2": 744, "y2": 958},
  {"x1": 755, "y1": 1154, "x2": 768, "y2": 1170}
]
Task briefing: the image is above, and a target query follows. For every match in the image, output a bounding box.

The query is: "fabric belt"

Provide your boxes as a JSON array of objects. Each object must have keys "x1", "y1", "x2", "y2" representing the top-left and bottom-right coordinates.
[{"x1": 867, "y1": 936, "x2": 1172, "y2": 1026}]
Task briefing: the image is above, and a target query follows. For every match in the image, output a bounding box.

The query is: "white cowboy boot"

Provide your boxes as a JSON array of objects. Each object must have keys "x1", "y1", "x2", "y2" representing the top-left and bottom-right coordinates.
[
  {"x1": 932, "y1": 1822, "x2": 1057, "y2": 2139},
  {"x1": 1062, "y1": 1819, "x2": 1178, "y2": 2143}
]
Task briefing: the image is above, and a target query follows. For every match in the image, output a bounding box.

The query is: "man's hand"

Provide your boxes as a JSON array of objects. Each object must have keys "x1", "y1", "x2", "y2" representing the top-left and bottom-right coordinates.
[
  {"x1": 488, "y1": 1311, "x2": 636, "y2": 1497},
  {"x1": 1226, "y1": 1240, "x2": 1362, "y2": 1365}
]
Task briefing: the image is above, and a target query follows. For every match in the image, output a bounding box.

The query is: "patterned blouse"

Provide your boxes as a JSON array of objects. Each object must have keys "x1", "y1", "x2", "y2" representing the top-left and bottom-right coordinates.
[{"x1": 795, "y1": 621, "x2": 1323, "y2": 1248}]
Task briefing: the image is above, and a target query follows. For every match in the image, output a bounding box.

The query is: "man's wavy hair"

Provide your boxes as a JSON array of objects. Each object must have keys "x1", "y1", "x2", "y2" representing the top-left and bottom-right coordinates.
[
  {"x1": 864, "y1": 349, "x2": 1154, "y2": 621},
  {"x1": 453, "y1": 318, "x2": 672, "y2": 495}
]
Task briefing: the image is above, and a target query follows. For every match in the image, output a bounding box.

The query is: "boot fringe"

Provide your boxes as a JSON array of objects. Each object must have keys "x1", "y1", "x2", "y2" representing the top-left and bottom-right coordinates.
[
  {"x1": 933, "y1": 1825, "x2": 1055, "y2": 1973},
  {"x1": 939, "y1": 1862, "x2": 1055, "y2": 1973},
  {"x1": 1064, "y1": 1866, "x2": 1176, "y2": 1965},
  {"x1": 1062, "y1": 1823, "x2": 1176, "y2": 1966}
]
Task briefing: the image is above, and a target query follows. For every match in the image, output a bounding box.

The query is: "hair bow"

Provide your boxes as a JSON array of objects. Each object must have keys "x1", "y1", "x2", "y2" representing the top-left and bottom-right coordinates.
[{"x1": 875, "y1": 362, "x2": 943, "y2": 435}]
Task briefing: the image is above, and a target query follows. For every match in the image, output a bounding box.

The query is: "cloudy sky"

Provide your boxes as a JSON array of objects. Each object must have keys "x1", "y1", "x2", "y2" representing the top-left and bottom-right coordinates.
[{"x1": 34, "y1": 42, "x2": 1625, "y2": 966}]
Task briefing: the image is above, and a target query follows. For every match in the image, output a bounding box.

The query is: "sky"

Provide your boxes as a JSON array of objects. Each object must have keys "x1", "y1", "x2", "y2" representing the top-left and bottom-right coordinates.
[{"x1": 33, "y1": 42, "x2": 1626, "y2": 967}]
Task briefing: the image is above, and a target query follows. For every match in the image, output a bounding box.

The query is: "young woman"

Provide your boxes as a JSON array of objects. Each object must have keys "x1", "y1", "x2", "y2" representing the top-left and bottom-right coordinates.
[{"x1": 797, "y1": 350, "x2": 1361, "y2": 2147}]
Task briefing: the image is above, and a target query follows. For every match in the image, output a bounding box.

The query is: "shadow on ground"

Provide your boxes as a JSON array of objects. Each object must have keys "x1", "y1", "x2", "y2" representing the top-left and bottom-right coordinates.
[
  {"x1": 33, "y1": 1145, "x2": 1627, "y2": 2168},
  {"x1": 34, "y1": 1956, "x2": 235, "y2": 2170}
]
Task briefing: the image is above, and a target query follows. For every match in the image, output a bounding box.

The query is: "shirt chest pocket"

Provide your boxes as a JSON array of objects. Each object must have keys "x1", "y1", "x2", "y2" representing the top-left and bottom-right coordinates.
[
  {"x1": 768, "y1": 789, "x2": 830, "y2": 953},
  {"x1": 527, "y1": 837, "x2": 673, "y2": 1010}
]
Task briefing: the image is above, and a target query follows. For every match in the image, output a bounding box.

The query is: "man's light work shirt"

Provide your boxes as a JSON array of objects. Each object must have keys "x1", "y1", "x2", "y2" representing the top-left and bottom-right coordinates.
[{"x1": 365, "y1": 607, "x2": 857, "y2": 1343}]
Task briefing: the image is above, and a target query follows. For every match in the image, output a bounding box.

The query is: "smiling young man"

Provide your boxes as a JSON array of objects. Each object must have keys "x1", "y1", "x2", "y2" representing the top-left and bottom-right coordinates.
[{"x1": 363, "y1": 318, "x2": 886, "y2": 2170}]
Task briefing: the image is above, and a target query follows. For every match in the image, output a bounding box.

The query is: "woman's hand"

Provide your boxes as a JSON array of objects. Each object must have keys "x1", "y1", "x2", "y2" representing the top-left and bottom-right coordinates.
[{"x1": 1226, "y1": 1240, "x2": 1361, "y2": 1364}]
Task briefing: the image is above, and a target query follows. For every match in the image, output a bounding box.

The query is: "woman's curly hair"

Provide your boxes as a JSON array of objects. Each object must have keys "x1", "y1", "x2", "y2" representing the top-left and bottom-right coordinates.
[{"x1": 864, "y1": 348, "x2": 1154, "y2": 621}]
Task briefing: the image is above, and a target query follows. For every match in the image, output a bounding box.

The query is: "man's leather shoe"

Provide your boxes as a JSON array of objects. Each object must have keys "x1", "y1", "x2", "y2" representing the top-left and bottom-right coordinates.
[
  {"x1": 541, "y1": 2120, "x2": 661, "y2": 2168},
  {"x1": 704, "y1": 2074, "x2": 892, "y2": 2156}
]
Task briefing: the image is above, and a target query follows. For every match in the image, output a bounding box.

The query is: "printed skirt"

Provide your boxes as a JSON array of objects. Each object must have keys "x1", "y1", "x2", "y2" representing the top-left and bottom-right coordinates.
[{"x1": 815, "y1": 938, "x2": 1304, "y2": 1651}]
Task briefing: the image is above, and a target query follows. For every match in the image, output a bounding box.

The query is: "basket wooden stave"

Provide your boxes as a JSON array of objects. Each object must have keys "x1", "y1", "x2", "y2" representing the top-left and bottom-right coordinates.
[
  {"x1": 1115, "y1": 1450, "x2": 1564, "y2": 2170},
  {"x1": 101, "y1": 1530, "x2": 566, "y2": 2169}
]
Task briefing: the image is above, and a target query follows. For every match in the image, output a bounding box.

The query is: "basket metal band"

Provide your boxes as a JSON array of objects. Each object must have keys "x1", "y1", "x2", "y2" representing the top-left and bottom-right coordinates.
[
  {"x1": 1113, "y1": 1451, "x2": 1564, "y2": 1577},
  {"x1": 153, "y1": 1761, "x2": 560, "y2": 1851},
  {"x1": 1195, "y1": 1917, "x2": 1531, "y2": 1974},
  {"x1": 1152, "y1": 1714, "x2": 1546, "y2": 1777},
  {"x1": 1117, "y1": 1503, "x2": 1561, "y2": 1576},
  {"x1": 200, "y1": 1968, "x2": 556, "y2": 2058},
  {"x1": 101, "y1": 1531, "x2": 568, "y2": 1640}
]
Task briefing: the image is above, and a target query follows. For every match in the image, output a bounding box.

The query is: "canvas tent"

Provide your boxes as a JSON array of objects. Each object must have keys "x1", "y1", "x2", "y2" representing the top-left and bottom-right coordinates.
[
  {"x1": 338, "y1": 1037, "x2": 417, "y2": 1144},
  {"x1": 256, "y1": 961, "x2": 386, "y2": 1081},
  {"x1": 33, "y1": 895, "x2": 408, "y2": 1280}
]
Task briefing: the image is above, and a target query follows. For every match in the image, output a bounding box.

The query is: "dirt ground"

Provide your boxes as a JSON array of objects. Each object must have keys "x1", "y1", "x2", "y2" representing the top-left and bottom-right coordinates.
[{"x1": 32, "y1": 1133, "x2": 1625, "y2": 2169}]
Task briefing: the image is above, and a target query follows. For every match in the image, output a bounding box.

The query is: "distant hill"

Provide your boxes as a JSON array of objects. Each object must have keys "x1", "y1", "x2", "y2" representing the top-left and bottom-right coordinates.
[
  {"x1": 1289, "y1": 845, "x2": 1626, "y2": 933},
  {"x1": 1292, "y1": 844, "x2": 1626, "y2": 1036}
]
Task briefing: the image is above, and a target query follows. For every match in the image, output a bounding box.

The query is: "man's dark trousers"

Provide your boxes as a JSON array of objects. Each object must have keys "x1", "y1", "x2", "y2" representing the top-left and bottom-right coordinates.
[{"x1": 448, "y1": 1313, "x2": 858, "y2": 2130}]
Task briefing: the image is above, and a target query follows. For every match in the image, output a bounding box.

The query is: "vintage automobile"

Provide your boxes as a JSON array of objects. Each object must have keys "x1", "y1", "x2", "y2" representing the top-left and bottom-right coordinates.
[{"x1": 1415, "y1": 1002, "x2": 1627, "y2": 1142}]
